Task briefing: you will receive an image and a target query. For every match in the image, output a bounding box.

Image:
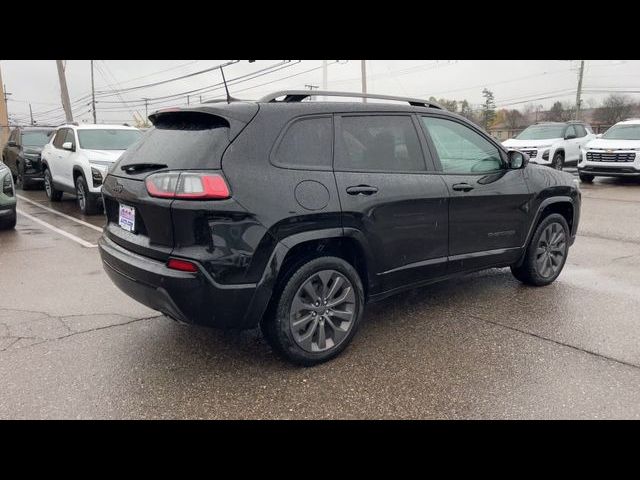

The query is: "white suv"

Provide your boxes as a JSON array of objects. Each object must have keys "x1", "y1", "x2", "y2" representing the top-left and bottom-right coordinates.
[
  {"x1": 578, "y1": 119, "x2": 640, "y2": 182},
  {"x1": 503, "y1": 121, "x2": 596, "y2": 170},
  {"x1": 41, "y1": 124, "x2": 142, "y2": 214}
]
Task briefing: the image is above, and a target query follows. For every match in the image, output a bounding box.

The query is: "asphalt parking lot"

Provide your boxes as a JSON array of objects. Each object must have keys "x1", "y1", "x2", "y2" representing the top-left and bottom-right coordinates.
[{"x1": 1, "y1": 168, "x2": 640, "y2": 419}]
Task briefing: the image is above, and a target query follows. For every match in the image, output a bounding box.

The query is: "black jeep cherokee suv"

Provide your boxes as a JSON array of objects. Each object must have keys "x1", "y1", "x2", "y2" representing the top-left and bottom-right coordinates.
[{"x1": 99, "y1": 90, "x2": 581, "y2": 366}]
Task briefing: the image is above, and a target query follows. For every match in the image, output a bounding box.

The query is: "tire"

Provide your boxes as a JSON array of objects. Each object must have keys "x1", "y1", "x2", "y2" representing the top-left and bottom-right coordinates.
[
  {"x1": 43, "y1": 168, "x2": 63, "y2": 201},
  {"x1": 0, "y1": 207, "x2": 17, "y2": 230},
  {"x1": 15, "y1": 162, "x2": 34, "y2": 190},
  {"x1": 261, "y1": 256, "x2": 365, "y2": 366},
  {"x1": 511, "y1": 213, "x2": 570, "y2": 286},
  {"x1": 551, "y1": 151, "x2": 564, "y2": 170},
  {"x1": 579, "y1": 172, "x2": 594, "y2": 183},
  {"x1": 75, "y1": 175, "x2": 100, "y2": 215}
]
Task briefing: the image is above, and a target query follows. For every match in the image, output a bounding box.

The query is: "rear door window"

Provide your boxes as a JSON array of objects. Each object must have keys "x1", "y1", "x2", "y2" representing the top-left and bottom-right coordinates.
[
  {"x1": 272, "y1": 116, "x2": 332, "y2": 169},
  {"x1": 335, "y1": 115, "x2": 426, "y2": 172}
]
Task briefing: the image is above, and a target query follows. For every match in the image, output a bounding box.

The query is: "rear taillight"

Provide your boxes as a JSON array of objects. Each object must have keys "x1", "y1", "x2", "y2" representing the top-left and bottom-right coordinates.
[
  {"x1": 145, "y1": 172, "x2": 230, "y2": 200},
  {"x1": 167, "y1": 258, "x2": 199, "y2": 272}
]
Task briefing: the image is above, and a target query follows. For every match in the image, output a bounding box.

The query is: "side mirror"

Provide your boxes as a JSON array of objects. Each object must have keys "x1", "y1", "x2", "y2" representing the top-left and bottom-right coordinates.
[
  {"x1": 7, "y1": 140, "x2": 17, "y2": 147},
  {"x1": 62, "y1": 141, "x2": 75, "y2": 151},
  {"x1": 565, "y1": 133, "x2": 577, "y2": 140},
  {"x1": 507, "y1": 149, "x2": 528, "y2": 169}
]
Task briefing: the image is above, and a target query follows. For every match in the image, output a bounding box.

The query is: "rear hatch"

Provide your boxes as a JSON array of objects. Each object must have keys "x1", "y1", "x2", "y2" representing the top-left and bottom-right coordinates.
[{"x1": 102, "y1": 104, "x2": 258, "y2": 261}]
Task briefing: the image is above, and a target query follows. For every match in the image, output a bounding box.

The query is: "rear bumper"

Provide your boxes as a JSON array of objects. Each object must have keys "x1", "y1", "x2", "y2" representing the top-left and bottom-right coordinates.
[{"x1": 98, "y1": 235, "x2": 260, "y2": 329}]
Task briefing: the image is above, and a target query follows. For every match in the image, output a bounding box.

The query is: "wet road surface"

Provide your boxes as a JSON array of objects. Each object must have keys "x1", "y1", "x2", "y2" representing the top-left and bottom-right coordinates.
[{"x1": 1, "y1": 175, "x2": 640, "y2": 419}]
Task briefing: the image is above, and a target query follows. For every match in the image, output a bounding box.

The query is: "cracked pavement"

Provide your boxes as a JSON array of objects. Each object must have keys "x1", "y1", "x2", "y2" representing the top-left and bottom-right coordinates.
[{"x1": 1, "y1": 179, "x2": 640, "y2": 419}]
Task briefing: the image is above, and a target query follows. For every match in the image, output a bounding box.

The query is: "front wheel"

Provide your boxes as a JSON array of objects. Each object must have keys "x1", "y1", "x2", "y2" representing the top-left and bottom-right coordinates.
[
  {"x1": 551, "y1": 152, "x2": 564, "y2": 170},
  {"x1": 44, "y1": 168, "x2": 63, "y2": 201},
  {"x1": 579, "y1": 172, "x2": 594, "y2": 183},
  {"x1": 261, "y1": 256, "x2": 365, "y2": 366},
  {"x1": 15, "y1": 162, "x2": 34, "y2": 190},
  {"x1": 75, "y1": 175, "x2": 100, "y2": 215},
  {"x1": 511, "y1": 213, "x2": 570, "y2": 286}
]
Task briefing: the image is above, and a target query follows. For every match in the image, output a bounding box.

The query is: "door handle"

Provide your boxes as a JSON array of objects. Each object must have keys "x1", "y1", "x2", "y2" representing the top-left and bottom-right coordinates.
[
  {"x1": 346, "y1": 185, "x2": 378, "y2": 196},
  {"x1": 452, "y1": 183, "x2": 474, "y2": 192}
]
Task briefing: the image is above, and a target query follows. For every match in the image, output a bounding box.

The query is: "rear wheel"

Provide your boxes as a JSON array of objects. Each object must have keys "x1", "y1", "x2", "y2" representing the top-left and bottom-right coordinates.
[
  {"x1": 75, "y1": 175, "x2": 99, "y2": 215},
  {"x1": 511, "y1": 213, "x2": 570, "y2": 286},
  {"x1": 44, "y1": 168, "x2": 63, "y2": 201},
  {"x1": 0, "y1": 207, "x2": 16, "y2": 230},
  {"x1": 262, "y1": 256, "x2": 365, "y2": 366},
  {"x1": 579, "y1": 172, "x2": 594, "y2": 183},
  {"x1": 551, "y1": 151, "x2": 564, "y2": 170}
]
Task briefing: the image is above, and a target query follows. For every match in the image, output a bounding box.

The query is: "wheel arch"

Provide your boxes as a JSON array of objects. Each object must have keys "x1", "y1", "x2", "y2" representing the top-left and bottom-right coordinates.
[
  {"x1": 72, "y1": 165, "x2": 86, "y2": 183},
  {"x1": 243, "y1": 228, "x2": 375, "y2": 329},
  {"x1": 524, "y1": 197, "x2": 575, "y2": 250}
]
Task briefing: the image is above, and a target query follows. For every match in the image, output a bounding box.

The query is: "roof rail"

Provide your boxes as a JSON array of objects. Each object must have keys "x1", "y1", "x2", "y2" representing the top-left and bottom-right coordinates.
[{"x1": 258, "y1": 90, "x2": 443, "y2": 109}]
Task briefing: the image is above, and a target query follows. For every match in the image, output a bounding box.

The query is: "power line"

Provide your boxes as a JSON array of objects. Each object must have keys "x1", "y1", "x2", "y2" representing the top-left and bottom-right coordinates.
[{"x1": 93, "y1": 60, "x2": 241, "y2": 97}]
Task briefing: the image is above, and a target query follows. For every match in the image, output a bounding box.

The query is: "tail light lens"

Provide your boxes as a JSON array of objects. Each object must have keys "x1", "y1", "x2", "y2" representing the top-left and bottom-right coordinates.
[
  {"x1": 167, "y1": 258, "x2": 199, "y2": 272},
  {"x1": 145, "y1": 172, "x2": 230, "y2": 200}
]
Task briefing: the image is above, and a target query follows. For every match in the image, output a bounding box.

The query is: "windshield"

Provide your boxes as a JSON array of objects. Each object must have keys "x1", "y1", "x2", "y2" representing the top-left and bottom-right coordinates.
[
  {"x1": 22, "y1": 130, "x2": 52, "y2": 147},
  {"x1": 77, "y1": 129, "x2": 142, "y2": 150},
  {"x1": 515, "y1": 125, "x2": 565, "y2": 140},
  {"x1": 602, "y1": 124, "x2": 640, "y2": 140}
]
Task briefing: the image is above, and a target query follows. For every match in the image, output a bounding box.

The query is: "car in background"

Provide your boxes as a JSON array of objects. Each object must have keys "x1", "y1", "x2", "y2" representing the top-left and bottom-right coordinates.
[
  {"x1": 41, "y1": 124, "x2": 143, "y2": 215},
  {"x1": 503, "y1": 121, "x2": 595, "y2": 170},
  {"x1": 0, "y1": 160, "x2": 17, "y2": 230},
  {"x1": 578, "y1": 118, "x2": 640, "y2": 182},
  {"x1": 1, "y1": 126, "x2": 55, "y2": 190}
]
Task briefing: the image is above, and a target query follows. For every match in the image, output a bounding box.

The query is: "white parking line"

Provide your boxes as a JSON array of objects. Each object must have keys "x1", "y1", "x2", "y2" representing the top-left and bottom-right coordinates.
[
  {"x1": 16, "y1": 194, "x2": 103, "y2": 232},
  {"x1": 16, "y1": 209, "x2": 98, "y2": 248}
]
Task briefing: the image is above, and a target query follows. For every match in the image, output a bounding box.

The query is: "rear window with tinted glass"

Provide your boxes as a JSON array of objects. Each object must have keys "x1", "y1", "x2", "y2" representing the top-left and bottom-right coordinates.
[
  {"x1": 115, "y1": 112, "x2": 231, "y2": 173},
  {"x1": 273, "y1": 116, "x2": 333, "y2": 169},
  {"x1": 336, "y1": 115, "x2": 425, "y2": 172}
]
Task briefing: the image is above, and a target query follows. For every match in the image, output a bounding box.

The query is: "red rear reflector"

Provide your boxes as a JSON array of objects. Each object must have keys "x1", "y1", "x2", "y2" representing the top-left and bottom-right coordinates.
[
  {"x1": 146, "y1": 172, "x2": 230, "y2": 200},
  {"x1": 167, "y1": 258, "x2": 198, "y2": 272}
]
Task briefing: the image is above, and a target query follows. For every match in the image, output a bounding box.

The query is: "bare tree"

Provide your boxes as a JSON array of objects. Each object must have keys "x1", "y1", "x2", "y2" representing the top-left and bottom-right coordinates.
[
  {"x1": 594, "y1": 95, "x2": 634, "y2": 125},
  {"x1": 504, "y1": 109, "x2": 524, "y2": 129},
  {"x1": 545, "y1": 101, "x2": 575, "y2": 122}
]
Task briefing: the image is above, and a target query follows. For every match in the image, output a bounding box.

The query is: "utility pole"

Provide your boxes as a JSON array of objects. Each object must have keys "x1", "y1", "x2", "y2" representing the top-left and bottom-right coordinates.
[
  {"x1": 56, "y1": 60, "x2": 74, "y2": 123},
  {"x1": 143, "y1": 98, "x2": 149, "y2": 120},
  {"x1": 0, "y1": 66, "x2": 10, "y2": 148},
  {"x1": 322, "y1": 60, "x2": 328, "y2": 101},
  {"x1": 575, "y1": 60, "x2": 585, "y2": 120},
  {"x1": 90, "y1": 60, "x2": 97, "y2": 123},
  {"x1": 187, "y1": 95, "x2": 190, "y2": 106},
  {"x1": 361, "y1": 60, "x2": 367, "y2": 103},
  {"x1": 29, "y1": 103, "x2": 34, "y2": 125}
]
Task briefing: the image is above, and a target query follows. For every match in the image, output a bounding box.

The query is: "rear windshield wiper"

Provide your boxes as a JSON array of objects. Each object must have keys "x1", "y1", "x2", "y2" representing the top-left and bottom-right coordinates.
[{"x1": 121, "y1": 163, "x2": 168, "y2": 174}]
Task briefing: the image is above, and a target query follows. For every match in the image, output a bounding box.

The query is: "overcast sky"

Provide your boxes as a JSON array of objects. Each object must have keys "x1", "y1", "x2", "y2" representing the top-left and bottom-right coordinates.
[{"x1": 2, "y1": 60, "x2": 640, "y2": 126}]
